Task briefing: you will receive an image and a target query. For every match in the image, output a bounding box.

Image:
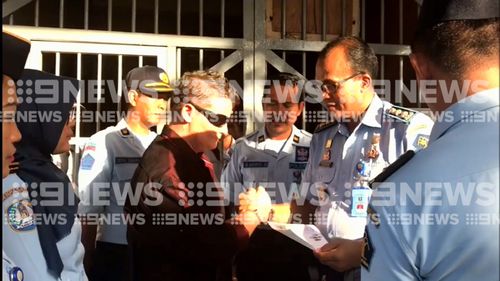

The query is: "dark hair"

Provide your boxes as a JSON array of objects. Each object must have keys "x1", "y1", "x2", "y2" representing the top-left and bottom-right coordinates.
[
  {"x1": 264, "y1": 72, "x2": 305, "y2": 102},
  {"x1": 412, "y1": 18, "x2": 499, "y2": 80},
  {"x1": 317, "y1": 36, "x2": 379, "y2": 79}
]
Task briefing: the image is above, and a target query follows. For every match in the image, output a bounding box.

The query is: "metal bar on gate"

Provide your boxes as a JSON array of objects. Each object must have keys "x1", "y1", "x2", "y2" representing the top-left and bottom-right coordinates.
[
  {"x1": 381, "y1": 0, "x2": 385, "y2": 43},
  {"x1": 117, "y1": 55, "x2": 123, "y2": 114},
  {"x1": 84, "y1": 0, "x2": 89, "y2": 29},
  {"x1": 380, "y1": 0, "x2": 385, "y2": 82},
  {"x1": 108, "y1": 0, "x2": 112, "y2": 31},
  {"x1": 220, "y1": 0, "x2": 225, "y2": 60},
  {"x1": 6, "y1": 26, "x2": 245, "y2": 50},
  {"x1": 398, "y1": 0, "x2": 404, "y2": 106},
  {"x1": 341, "y1": 0, "x2": 346, "y2": 36},
  {"x1": 199, "y1": 0, "x2": 203, "y2": 36},
  {"x1": 35, "y1": 0, "x2": 39, "y2": 27},
  {"x1": 154, "y1": 0, "x2": 159, "y2": 34},
  {"x1": 132, "y1": 0, "x2": 136, "y2": 32},
  {"x1": 282, "y1": 0, "x2": 288, "y2": 58},
  {"x1": 55, "y1": 52, "x2": 61, "y2": 75},
  {"x1": 139, "y1": 55, "x2": 143, "y2": 67},
  {"x1": 59, "y1": 0, "x2": 64, "y2": 28},
  {"x1": 9, "y1": 14, "x2": 14, "y2": 25},
  {"x1": 97, "y1": 54, "x2": 102, "y2": 132},
  {"x1": 301, "y1": 0, "x2": 308, "y2": 131},
  {"x1": 132, "y1": 0, "x2": 137, "y2": 32},
  {"x1": 199, "y1": 50, "x2": 204, "y2": 70},
  {"x1": 199, "y1": 0, "x2": 204, "y2": 69},
  {"x1": 76, "y1": 53, "x2": 82, "y2": 153},
  {"x1": 177, "y1": 0, "x2": 181, "y2": 35},
  {"x1": 321, "y1": 0, "x2": 326, "y2": 41},
  {"x1": 281, "y1": 0, "x2": 286, "y2": 39},
  {"x1": 165, "y1": 46, "x2": 177, "y2": 82},
  {"x1": 210, "y1": 50, "x2": 242, "y2": 73},
  {"x1": 176, "y1": 48, "x2": 181, "y2": 79},
  {"x1": 361, "y1": 0, "x2": 365, "y2": 40},
  {"x1": 301, "y1": 0, "x2": 306, "y2": 40}
]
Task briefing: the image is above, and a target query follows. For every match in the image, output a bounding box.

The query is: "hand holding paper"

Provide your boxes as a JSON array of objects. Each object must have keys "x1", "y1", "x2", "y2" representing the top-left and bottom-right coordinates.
[
  {"x1": 268, "y1": 222, "x2": 328, "y2": 250},
  {"x1": 313, "y1": 237, "x2": 364, "y2": 272}
]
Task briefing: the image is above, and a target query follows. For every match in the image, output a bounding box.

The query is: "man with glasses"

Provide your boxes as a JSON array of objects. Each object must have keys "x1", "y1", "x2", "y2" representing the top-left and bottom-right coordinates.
[
  {"x1": 221, "y1": 72, "x2": 314, "y2": 281},
  {"x1": 78, "y1": 65, "x2": 173, "y2": 281},
  {"x1": 297, "y1": 36, "x2": 434, "y2": 280},
  {"x1": 125, "y1": 70, "x2": 268, "y2": 281}
]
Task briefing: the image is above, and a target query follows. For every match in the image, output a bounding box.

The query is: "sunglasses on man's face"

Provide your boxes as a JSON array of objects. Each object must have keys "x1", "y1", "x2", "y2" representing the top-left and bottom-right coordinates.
[{"x1": 188, "y1": 102, "x2": 229, "y2": 127}]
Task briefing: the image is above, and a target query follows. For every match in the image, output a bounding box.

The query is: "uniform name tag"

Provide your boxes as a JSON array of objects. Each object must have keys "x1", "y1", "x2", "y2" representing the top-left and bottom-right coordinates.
[
  {"x1": 243, "y1": 161, "x2": 269, "y2": 168},
  {"x1": 289, "y1": 163, "x2": 307, "y2": 170},
  {"x1": 351, "y1": 187, "x2": 372, "y2": 217},
  {"x1": 115, "y1": 157, "x2": 142, "y2": 164}
]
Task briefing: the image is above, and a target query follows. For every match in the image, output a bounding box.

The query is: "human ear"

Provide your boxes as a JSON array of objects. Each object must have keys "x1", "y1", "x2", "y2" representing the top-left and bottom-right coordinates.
[{"x1": 128, "y1": 90, "x2": 139, "y2": 107}]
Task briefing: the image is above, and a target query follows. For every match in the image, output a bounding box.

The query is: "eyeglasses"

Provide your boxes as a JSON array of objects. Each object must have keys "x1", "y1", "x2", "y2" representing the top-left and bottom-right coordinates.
[
  {"x1": 188, "y1": 102, "x2": 229, "y2": 127},
  {"x1": 319, "y1": 72, "x2": 364, "y2": 94}
]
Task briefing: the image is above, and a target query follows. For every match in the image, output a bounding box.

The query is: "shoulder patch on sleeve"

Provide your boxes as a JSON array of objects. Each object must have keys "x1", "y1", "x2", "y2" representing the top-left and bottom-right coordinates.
[
  {"x1": 83, "y1": 142, "x2": 96, "y2": 152},
  {"x1": 80, "y1": 154, "x2": 95, "y2": 170},
  {"x1": 384, "y1": 105, "x2": 417, "y2": 123},
  {"x1": 414, "y1": 134, "x2": 429, "y2": 150},
  {"x1": 314, "y1": 122, "x2": 337, "y2": 133}
]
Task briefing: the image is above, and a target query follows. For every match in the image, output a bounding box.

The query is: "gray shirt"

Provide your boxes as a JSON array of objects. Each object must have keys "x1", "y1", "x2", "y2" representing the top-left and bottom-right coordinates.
[{"x1": 362, "y1": 89, "x2": 499, "y2": 280}]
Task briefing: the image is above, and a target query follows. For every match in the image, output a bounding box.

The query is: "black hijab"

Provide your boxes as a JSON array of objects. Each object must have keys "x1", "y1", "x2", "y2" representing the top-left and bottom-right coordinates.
[{"x1": 14, "y1": 69, "x2": 79, "y2": 278}]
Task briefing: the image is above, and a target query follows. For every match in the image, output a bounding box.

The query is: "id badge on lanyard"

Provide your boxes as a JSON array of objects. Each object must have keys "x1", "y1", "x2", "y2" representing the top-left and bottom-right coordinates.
[
  {"x1": 350, "y1": 134, "x2": 379, "y2": 217},
  {"x1": 351, "y1": 186, "x2": 372, "y2": 217}
]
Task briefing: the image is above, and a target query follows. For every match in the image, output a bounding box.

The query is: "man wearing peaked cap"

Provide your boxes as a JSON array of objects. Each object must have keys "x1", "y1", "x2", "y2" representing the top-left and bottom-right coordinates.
[
  {"x1": 78, "y1": 65, "x2": 173, "y2": 281},
  {"x1": 363, "y1": 0, "x2": 499, "y2": 280},
  {"x1": 2, "y1": 30, "x2": 30, "y2": 281},
  {"x1": 126, "y1": 65, "x2": 174, "y2": 97}
]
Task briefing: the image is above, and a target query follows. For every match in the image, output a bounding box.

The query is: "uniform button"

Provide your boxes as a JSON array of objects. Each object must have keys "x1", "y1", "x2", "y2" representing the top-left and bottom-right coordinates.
[{"x1": 9, "y1": 266, "x2": 23, "y2": 281}]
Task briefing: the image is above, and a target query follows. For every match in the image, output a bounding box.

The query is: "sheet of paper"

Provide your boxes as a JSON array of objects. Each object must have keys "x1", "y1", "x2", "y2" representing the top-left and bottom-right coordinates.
[{"x1": 268, "y1": 222, "x2": 328, "y2": 250}]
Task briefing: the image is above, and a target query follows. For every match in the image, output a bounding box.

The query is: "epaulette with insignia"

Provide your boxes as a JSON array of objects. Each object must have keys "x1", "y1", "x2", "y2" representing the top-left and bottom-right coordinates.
[
  {"x1": 384, "y1": 105, "x2": 417, "y2": 123},
  {"x1": 314, "y1": 122, "x2": 337, "y2": 134},
  {"x1": 369, "y1": 150, "x2": 415, "y2": 189},
  {"x1": 257, "y1": 135, "x2": 265, "y2": 143},
  {"x1": 120, "y1": 128, "x2": 130, "y2": 136}
]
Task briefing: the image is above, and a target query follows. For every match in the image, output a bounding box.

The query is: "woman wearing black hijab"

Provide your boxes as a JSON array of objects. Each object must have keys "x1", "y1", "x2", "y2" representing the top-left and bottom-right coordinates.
[{"x1": 2, "y1": 69, "x2": 87, "y2": 281}]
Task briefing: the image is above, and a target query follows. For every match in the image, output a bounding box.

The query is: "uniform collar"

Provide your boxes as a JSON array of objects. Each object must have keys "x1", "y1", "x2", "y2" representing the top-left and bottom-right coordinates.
[
  {"x1": 360, "y1": 94, "x2": 384, "y2": 129},
  {"x1": 116, "y1": 118, "x2": 129, "y2": 129},
  {"x1": 118, "y1": 118, "x2": 156, "y2": 139},
  {"x1": 430, "y1": 88, "x2": 499, "y2": 143},
  {"x1": 256, "y1": 125, "x2": 299, "y2": 158}
]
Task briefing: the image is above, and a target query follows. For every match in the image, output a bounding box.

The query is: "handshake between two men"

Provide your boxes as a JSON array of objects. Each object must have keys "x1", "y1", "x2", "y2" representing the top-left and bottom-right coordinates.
[{"x1": 236, "y1": 186, "x2": 292, "y2": 235}]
